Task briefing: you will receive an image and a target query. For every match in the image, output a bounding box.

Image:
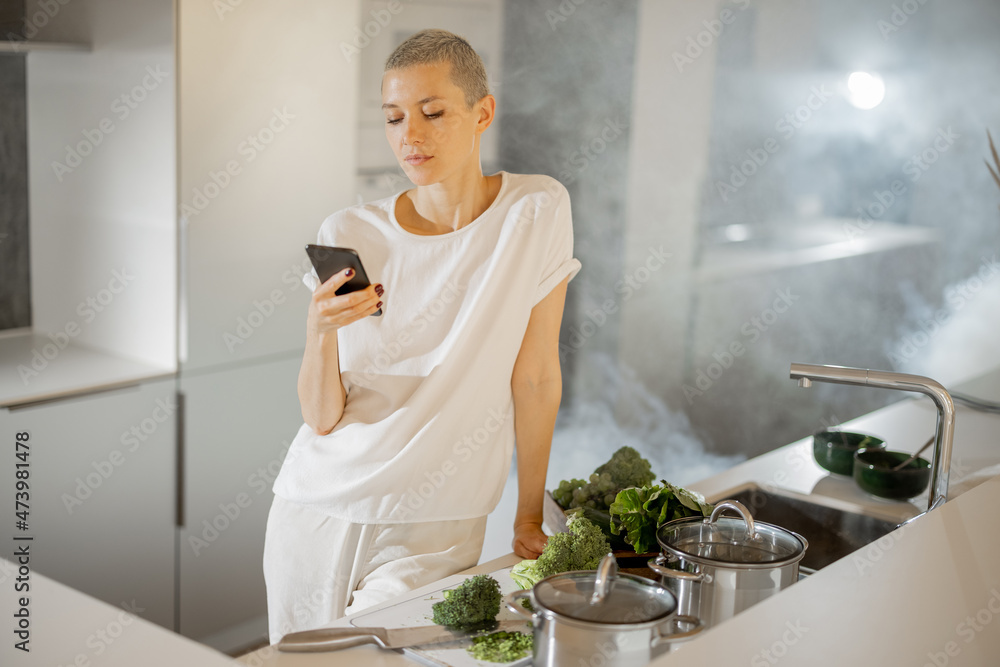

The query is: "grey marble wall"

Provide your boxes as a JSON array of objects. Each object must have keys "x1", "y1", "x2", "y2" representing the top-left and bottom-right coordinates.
[
  {"x1": 0, "y1": 52, "x2": 30, "y2": 331},
  {"x1": 498, "y1": 0, "x2": 639, "y2": 405},
  {"x1": 496, "y1": 0, "x2": 1000, "y2": 467}
]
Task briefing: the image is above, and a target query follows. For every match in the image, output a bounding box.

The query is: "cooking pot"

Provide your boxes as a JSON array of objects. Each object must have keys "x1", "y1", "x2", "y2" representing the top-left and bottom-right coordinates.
[
  {"x1": 648, "y1": 499, "x2": 807, "y2": 628},
  {"x1": 504, "y1": 554, "x2": 701, "y2": 667}
]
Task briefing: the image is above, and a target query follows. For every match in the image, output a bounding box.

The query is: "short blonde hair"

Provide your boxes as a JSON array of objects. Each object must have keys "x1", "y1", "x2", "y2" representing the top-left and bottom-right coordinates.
[{"x1": 384, "y1": 28, "x2": 489, "y2": 109}]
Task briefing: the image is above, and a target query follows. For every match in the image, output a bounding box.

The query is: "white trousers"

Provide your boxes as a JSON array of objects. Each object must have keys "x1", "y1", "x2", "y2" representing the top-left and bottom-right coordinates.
[{"x1": 262, "y1": 494, "x2": 488, "y2": 645}]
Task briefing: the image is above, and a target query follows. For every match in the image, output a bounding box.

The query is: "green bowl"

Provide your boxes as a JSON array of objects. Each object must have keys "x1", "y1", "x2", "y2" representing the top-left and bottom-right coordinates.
[
  {"x1": 812, "y1": 430, "x2": 886, "y2": 476},
  {"x1": 853, "y1": 448, "x2": 931, "y2": 500}
]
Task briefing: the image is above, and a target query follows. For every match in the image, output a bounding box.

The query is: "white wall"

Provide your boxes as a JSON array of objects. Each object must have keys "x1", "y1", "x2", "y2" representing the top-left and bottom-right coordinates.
[{"x1": 27, "y1": 0, "x2": 177, "y2": 369}]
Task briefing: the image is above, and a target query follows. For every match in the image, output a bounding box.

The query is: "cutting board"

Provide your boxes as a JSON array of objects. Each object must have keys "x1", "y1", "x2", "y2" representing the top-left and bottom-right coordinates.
[{"x1": 348, "y1": 566, "x2": 533, "y2": 667}]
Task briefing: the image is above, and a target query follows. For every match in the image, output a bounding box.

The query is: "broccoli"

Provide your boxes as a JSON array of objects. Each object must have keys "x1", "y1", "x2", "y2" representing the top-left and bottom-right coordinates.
[
  {"x1": 594, "y1": 445, "x2": 656, "y2": 490},
  {"x1": 510, "y1": 516, "x2": 612, "y2": 590},
  {"x1": 467, "y1": 630, "x2": 533, "y2": 662},
  {"x1": 551, "y1": 446, "x2": 656, "y2": 511},
  {"x1": 431, "y1": 574, "x2": 502, "y2": 629}
]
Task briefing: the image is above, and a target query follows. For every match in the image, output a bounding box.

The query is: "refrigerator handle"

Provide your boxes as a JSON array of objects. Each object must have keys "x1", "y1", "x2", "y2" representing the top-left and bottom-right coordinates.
[{"x1": 176, "y1": 390, "x2": 185, "y2": 528}]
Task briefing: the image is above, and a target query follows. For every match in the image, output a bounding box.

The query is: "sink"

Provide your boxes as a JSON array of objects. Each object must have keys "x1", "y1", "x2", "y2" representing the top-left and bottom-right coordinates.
[{"x1": 710, "y1": 484, "x2": 900, "y2": 572}]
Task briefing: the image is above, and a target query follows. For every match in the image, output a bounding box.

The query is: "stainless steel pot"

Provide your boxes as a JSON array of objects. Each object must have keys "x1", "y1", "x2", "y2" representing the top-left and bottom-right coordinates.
[
  {"x1": 648, "y1": 500, "x2": 808, "y2": 628},
  {"x1": 504, "y1": 554, "x2": 701, "y2": 667}
]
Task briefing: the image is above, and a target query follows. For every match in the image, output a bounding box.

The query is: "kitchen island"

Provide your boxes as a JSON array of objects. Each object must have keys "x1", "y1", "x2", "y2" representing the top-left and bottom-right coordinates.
[
  {"x1": 4, "y1": 369, "x2": 998, "y2": 666},
  {"x1": 0, "y1": 557, "x2": 239, "y2": 666},
  {"x1": 237, "y1": 366, "x2": 1000, "y2": 667}
]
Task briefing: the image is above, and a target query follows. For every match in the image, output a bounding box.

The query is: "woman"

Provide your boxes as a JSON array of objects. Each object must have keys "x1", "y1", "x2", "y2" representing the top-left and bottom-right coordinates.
[{"x1": 263, "y1": 28, "x2": 580, "y2": 645}]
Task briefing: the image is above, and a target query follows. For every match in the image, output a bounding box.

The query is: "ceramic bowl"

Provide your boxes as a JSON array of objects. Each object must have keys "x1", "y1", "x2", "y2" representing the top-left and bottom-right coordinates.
[
  {"x1": 853, "y1": 448, "x2": 931, "y2": 500},
  {"x1": 812, "y1": 430, "x2": 885, "y2": 476}
]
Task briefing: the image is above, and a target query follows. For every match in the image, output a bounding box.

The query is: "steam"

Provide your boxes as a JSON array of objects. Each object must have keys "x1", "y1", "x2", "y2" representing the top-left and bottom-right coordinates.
[
  {"x1": 547, "y1": 352, "x2": 744, "y2": 489},
  {"x1": 481, "y1": 352, "x2": 742, "y2": 562},
  {"x1": 889, "y1": 263, "x2": 1000, "y2": 387}
]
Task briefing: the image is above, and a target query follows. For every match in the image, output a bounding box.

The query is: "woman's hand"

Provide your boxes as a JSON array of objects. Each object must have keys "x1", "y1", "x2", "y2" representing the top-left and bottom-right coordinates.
[
  {"x1": 308, "y1": 268, "x2": 383, "y2": 336},
  {"x1": 299, "y1": 268, "x2": 381, "y2": 434},
  {"x1": 512, "y1": 521, "x2": 548, "y2": 560}
]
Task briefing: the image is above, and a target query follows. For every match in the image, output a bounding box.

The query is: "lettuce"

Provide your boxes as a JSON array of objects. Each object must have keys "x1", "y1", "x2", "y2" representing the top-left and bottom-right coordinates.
[{"x1": 608, "y1": 480, "x2": 713, "y2": 554}]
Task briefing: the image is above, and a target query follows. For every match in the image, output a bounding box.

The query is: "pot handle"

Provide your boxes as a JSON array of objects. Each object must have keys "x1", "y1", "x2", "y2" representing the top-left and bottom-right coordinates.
[
  {"x1": 504, "y1": 589, "x2": 537, "y2": 623},
  {"x1": 709, "y1": 499, "x2": 759, "y2": 541},
  {"x1": 590, "y1": 552, "x2": 618, "y2": 605},
  {"x1": 647, "y1": 554, "x2": 708, "y2": 583},
  {"x1": 652, "y1": 614, "x2": 703, "y2": 645}
]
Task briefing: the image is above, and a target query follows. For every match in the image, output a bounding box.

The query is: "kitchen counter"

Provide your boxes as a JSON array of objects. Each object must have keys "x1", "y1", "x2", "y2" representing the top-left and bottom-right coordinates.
[
  {"x1": 4, "y1": 369, "x2": 998, "y2": 666},
  {"x1": 650, "y1": 474, "x2": 1000, "y2": 666},
  {"x1": 0, "y1": 556, "x2": 237, "y2": 666},
  {"x1": 0, "y1": 330, "x2": 174, "y2": 408},
  {"x1": 235, "y1": 554, "x2": 524, "y2": 667},
  {"x1": 236, "y1": 368, "x2": 1000, "y2": 666}
]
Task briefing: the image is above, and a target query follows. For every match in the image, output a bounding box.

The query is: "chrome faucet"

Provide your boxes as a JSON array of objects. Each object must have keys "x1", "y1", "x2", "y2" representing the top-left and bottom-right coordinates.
[{"x1": 789, "y1": 363, "x2": 955, "y2": 513}]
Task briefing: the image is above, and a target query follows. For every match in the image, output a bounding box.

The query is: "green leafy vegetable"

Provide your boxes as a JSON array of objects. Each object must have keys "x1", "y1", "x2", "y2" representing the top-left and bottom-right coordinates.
[
  {"x1": 563, "y1": 506, "x2": 631, "y2": 551},
  {"x1": 430, "y1": 574, "x2": 501, "y2": 629},
  {"x1": 511, "y1": 516, "x2": 612, "y2": 590},
  {"x1": 608, "y1": 480, "x2": 713, "y2": 554},
  {"x1": 552, "y1": 446, "x2": 656, "y2": 511},
  {"x1": 595, "y1": 445, "x2": 656, "y2": 489},
  {"x1": 467, "y1": 630, "x2": 533, "y2": 663}
]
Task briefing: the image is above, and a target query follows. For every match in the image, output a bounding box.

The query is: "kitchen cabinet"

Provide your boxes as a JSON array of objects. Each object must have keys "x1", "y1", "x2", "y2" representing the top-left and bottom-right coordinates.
[
  {"x1": 177, "y1": 355, "x2": 302, "y2": 650},
  {"x1": 2, "y1": 0, "x2": 363, "y2": 654},
  {"x1": 0, "y1": 0, "x2": 176, "y2": 409},
  {"x1": 0, "y1": 378, "x2": 177, "y2": 630},
  {"x1": 177, "y1": 0, "x2": 360, "y2": 372},
  {"x1": 173, "y1": 0, "x2": 362, "y2": 652}
]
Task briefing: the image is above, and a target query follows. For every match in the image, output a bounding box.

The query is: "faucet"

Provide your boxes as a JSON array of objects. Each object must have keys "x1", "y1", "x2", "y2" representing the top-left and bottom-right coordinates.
[{"x1": 789, "y1": 363, "x2": 955, "y2": 513}]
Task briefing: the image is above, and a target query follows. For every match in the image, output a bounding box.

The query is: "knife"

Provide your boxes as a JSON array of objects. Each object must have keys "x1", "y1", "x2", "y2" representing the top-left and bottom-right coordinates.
[{"x1": 276, "y1": 620, "x2": 530, "y2": 652}]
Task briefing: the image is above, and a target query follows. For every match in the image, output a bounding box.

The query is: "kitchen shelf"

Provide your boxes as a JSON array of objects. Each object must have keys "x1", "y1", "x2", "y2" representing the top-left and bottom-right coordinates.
[
  {"x1": 0, "y1": 330, "x2": 174, "y2": 408},
  {"x1": 695, "y1": 219, "x2": 940, "y2": 284},
  {"x1": 0, "y1": 41, "x2": 90, "y2": 54}
]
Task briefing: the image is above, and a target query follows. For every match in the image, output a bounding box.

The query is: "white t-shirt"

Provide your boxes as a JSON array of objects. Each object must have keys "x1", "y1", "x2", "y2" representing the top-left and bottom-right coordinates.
[{"x1": 272, "y1": 171, "x2": 582, "y2": 523}]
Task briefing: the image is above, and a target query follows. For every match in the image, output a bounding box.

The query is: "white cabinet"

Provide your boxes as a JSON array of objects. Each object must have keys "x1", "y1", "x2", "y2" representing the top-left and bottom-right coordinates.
[
  {"x1": 177, "y1": 0, "x2": 362, "y2": 372},
  {"x1": 25, "y1": 0, "x2": 176, "y2": 374},
  {"x1": 1, "y1": 0, "x2": 367, "y2": 655},
  {"x1": 174, "y1": 1, "x2": 364, "y2": 651},
  {"x1": 177, "y1": 355, "x2": 302, "y2": 649},
  {"x1": 0, "y1": 378, "x2": 177, "y2": 630}
]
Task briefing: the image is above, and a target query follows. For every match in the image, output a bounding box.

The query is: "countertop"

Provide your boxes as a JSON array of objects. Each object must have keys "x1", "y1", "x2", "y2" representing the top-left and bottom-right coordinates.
[
  {"x1": 0, "y1": 330, "x2": 174, "y2": 408},
  {"x1": 5, "y1": 368, "x2": 998, "y2": 666},
  {"x1": 0, "y1": 556, "x2": 237, "y2": 666},
  {"x1": 235, "y1": 368, "x2": 1000, "y2": 666},
  {"x1": 650, "y1": 474, "x2": 1000, "y2": 666}
]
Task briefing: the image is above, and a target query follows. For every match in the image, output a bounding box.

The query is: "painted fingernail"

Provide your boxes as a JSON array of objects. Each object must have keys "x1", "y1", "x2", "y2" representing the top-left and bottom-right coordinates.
[
  {"x1": 375, "y1": 284, "x2": 384, "y2": 296},
  {"x1": 376, "y1": 301, "x2": 383, "y2": 309},
  {"x1": 345, "y1": 268, "x2": 354, "y2": 277}
]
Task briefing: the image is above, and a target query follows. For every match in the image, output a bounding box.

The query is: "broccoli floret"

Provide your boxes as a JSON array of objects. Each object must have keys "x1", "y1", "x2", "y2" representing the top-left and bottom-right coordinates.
[
  {"x1": 510, "y1": 516, "x2": 612, "y2": 590},
  {"x1": 431, "y1": 574, "x2": 502, "y2": 629},
  {"x1": 594, "y1": 446, "x2": 656, "y2": 490},
  {"x1": 552, "y1": 447, "x2": 657, "y2": 512}
]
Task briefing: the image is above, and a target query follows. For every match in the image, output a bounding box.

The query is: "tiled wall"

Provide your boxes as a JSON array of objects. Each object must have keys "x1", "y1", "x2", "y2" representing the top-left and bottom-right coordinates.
[{"x1": 0, "y1": 51, "x2": 31, "y2": 331}]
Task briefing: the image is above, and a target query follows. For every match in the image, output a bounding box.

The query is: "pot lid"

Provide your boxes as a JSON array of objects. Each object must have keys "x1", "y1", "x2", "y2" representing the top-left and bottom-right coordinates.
[
  {"x1": 656, "y1": 500, "x2": 807, "y2": 567},
  {"x1": 533, "y1": 555, "x2": 677, "y2": 624}
]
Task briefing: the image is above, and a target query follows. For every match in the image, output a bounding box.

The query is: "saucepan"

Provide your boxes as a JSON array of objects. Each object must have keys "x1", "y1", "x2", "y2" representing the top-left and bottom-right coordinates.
[
  {"x1": 648, "y1": 500, "x2": 808, "y2": 628},
  {"x1": 505, "y1": 554, "x2": 701, "y2": 667}
]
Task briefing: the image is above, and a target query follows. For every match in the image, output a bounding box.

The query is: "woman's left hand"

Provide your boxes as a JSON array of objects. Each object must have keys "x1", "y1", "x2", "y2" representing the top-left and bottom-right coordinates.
[{"x1": 512, "y1": 521, "x2": 548, "y2": 559}]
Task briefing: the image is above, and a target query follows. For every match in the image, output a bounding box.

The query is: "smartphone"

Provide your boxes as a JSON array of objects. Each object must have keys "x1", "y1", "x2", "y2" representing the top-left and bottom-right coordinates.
[{"x1": 305, "y1": 244, "x2": 382, "y2": 316}]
